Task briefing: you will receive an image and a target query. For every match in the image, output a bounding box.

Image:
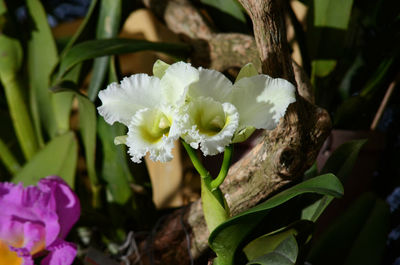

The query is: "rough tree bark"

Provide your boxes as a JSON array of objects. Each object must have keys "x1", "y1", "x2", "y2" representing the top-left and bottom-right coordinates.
[{"x1": 130, "y1": 0, "x2": 331, "y2": 264}]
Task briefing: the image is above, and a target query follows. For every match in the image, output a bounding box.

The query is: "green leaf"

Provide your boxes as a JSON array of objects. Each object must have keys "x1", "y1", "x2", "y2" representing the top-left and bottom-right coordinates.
[
  {"x1": 52, "y1": 92, "x2": 74, "y2": 135},
  {"x1": 60, "y1": 0, "x2": 99, "y2": 57},
  {"x1": 98, "y1": 117, "x2": 133, "y2": 204},
  {"x1": 314, "y1": 0, "x2": 354, "y2": 30},
  {"x1": 236, "y1": 63, "x2": 259, "y2": 82},
  {"x1": 244, "y1": 229, "x2": 297, "y2": 261},
  {"x1": 201, "y1": 0, "x2": 246, "y2": 23},
  {"x1": 202, "y1": 178, "x2": 230, "y2": 232},
  {"x1": 13, "y1": 132, "x2": 77, "y2": 187},
  {"x1": 87, "y1": 0, "x2": 122, "y2": 101},
  {"x1": 57, "y1": 38, "x2": 191, "y2": 81},
  {"x1": 320, "y1": 139, "x2": 367, "y2": 181},
  {"x1": 153, "y1": 59, "x2": 170, "y2": 79},
  {"x1": 246, "y1": 235, "x2": 298, "y2": 265},
  {"x1": 308, "y1": 193, "x2": 390, "y2": 265},
  {"x1": 209, "y1": 174, "x2": 343, "y2": 265},
  {"x1": 0, "y1": 34, "x2": 39, "y2": 160},
  {"x1": 301, "y1": 139, "x2": 367, "y2": 221},
  {"x1": 26, "y1": 0, "x2": 59, "y2": 140},
  {"x1": 76, "y1": 94, "x2": 99, "y2": 205},
  {"x1": 311, "y1": 60, "x2": 337, "y2": 78}
]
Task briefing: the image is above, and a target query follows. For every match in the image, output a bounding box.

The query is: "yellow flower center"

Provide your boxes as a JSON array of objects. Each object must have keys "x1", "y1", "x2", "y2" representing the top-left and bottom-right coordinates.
[
  {"x1": 0, "y1": 240, "x2": 22, "y2": 265},
  {"x1": 139, "y1": 111, "x2": 171, "y2": 143}
]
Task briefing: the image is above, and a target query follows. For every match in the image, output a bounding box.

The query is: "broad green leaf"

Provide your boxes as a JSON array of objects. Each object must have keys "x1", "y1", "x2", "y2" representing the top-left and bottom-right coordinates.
[
  {"x1": 153, "y1": 59, "x2": 170, "y2": 79},
  {"x1": 314, "y1": 0, "x2": 354, "y2": 29},
  {"x1": 308, "y1": 193, "x2": 390, "y2": 265},
  {"x1": 87, "y1": 0, "x2": 122, "y2": 101},
  {"x1": 209, "y1": 174, "x2": 343, "y2": 265},
  {"x1": 311, "y1": 60, "x2": 337, "y2": 78},
  {"x1": 236, "y1": 63, "x2": 258, "y2": 82},
  {"x1": 98, "y1": 117, "x2": 133, "y2": 204},
  {"x1": 201, "y1": 0, "x2": 246, "y2": 23},
  {"x1": 244, "y1": 229, "x2": 297, "y2": 261},
  {"x1": 302, "y1": 139, "x2": 367, "y2": 221},
  {"x1": 246, "y1": 235, "x2": 298, "y2": 265},
  {"x1": 26, "y1": 0, "x2": 59, "y2": 140},
  {"x1": 0, "y1": 34, "x2": 38, "y2": 160},
  {"x1": 202, "y1": 178, "x2": 229, "y2": 232},
  {"x1": 76, "y1": 94, "x2": 99, "y2": 205},
  {"x1": 56, "y1": 38, "x2": 191, "y2": 80},
  {"x1": 13, "y1": 132, "x2": 77, "y2": 187}
]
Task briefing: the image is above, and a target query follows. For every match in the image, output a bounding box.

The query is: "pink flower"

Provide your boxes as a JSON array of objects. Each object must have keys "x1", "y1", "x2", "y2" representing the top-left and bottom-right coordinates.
[{"x1": 0, "y1": 176, "x2": 81, "y2": 265}]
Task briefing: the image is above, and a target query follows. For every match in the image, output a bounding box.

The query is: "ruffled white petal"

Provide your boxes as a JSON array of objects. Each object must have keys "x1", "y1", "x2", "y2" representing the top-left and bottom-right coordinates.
[
  {"x1": 180, "y1": 97, "x2": 239, "y2": 156},
  {"x1": 188, "y1": 68, "x2": 233, "y2": 103},
  {"x1": 230, "y1": 75, "x2": 296, "y2": 130},
  {"x1": 98, "y1": 74, "x2": 163, "y2": 126},
  {"x1": 160, "y1": 62, "x2": 199, "y2": 105},
  {"x1": 126, "y1": 108, "x2": 180, "y2": 163}
]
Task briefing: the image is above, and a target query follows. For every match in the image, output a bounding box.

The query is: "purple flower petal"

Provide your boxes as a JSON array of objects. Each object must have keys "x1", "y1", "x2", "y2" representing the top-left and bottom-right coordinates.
[
  {"x1": 40, "y1": 239, "x2": 77, "y2": 265},
  {"x1": 38, "y1": 176, "x2": 80, "y2": 239}
]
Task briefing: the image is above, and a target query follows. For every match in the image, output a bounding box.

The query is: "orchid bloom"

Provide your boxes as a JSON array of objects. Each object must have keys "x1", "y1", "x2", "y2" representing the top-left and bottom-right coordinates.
[
  {"x1": 98, "y1": 61, "x2": 199, "y2": 163},
  {"x1": 168, "y1": 62, "x2": 296, "y2": 155},
  {"x1": 0, "y1": 176, "x2": 80, "y2": 265},
  {"x1": 98, "y1": 60, "x2": 296, "y2": 161}
]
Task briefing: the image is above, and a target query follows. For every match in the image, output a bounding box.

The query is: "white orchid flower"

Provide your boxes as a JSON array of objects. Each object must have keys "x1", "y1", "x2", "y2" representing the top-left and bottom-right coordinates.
[
  {"x1": 162, "y1": 61, "x2": 296, "y2": 155},
  {"x1": 98, "y1": 73, "x2": 182, "y2": 163}
]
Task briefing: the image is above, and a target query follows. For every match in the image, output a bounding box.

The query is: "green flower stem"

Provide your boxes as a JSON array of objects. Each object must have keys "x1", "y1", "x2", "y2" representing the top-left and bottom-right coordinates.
[
  {"x1": 181, "y1": 139, "x2": 229, "y2": 209},
  {"x1": 181, "y1": 139, "x2": 212, "y2": 184},
  {"x1": 210, "y1": 145, "x2": 233, "y2": 191},
  {"x1": 0, "y1": 138, "x2": 21, "y2": 175}
]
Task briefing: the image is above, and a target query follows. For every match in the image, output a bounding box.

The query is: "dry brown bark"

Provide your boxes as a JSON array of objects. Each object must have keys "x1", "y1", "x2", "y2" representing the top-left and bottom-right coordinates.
[{"x1": 130, "y1": 0, "x2": 331, "y2": 264}]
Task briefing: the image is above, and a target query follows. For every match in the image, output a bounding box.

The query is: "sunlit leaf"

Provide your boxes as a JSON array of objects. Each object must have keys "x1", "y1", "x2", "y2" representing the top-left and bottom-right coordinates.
[
  {"x1": 13, "y1": 132, "x2": 77, "y2": 187},
  {"x1": 246, "y1": 235, "x2": 298, "y2": 265},
  {"x1": 209, "y1": 174, "x2": 343, "y2": 265}
]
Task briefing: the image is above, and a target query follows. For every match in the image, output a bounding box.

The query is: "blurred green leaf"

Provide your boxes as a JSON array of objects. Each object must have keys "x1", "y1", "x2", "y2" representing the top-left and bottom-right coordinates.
[
  {"x1": 308, "y1": 193, "x2": 390, "y2": 265},
  {"x1": 26, "y1": 0, "x2": 59, "y2": 142},
  {"x1": 0, "y1": 34, "x2": 38, "y2": 160},
  {"x1": 13, "y1": 131, "x2": 77, "y2": 187},
  {"x1": 76, "y1": 93, "x2": 100, "y2": 206},
  {"x1": 302, "y1": 139, "x2": 367, "y2": 221},
  {"x1": 87, "y1": 0, "x2": 122, "y2": 101},
  {"x1": 312, "y1": 60, "x2": 337, "y2": 78},
  {"x1": 60, "y1": 0, "x2": 99, "y2": 57},
  {"x1": 201, "y1": 0, "x2": 246, "y2": 23},
  {"x1": 52, "y1": 92, "x2": 74, "y2": 135},
  {"x1": 209, "y1": 174, "x2": 343, "y2": 265},
  {"x1": 314, "y1": 0, "x2": 354, "y2": 29},
  {"x1": 57, "y1": 38, "x2": 191, "y2": 80},
  {"x1": 246, "y1": 235, "x2": 298, "y2": 265}
]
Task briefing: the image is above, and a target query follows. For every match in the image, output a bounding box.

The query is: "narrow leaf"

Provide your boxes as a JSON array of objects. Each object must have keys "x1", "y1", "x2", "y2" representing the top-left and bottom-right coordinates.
[
  {"x1": 202, "y1": 178, "x2": 229, "y2": 232},
  {"x1": 201, "y1": 0, "x2": 246, "y2": 23},
  {"x1": 26, "y1": 0, "x2": 59, "y2": 140},
  {"x1": 0, "y1": 34, "x2": 39, "y2": 160},
  {"x1": 0, "y1": 138, "x2": 21, "y2": 174},
  {"x1": 57, "y1": 38, "x2": 191, "y2": 80},
  {"x1": 87, "y1": 0, "x2": 122, "y2": 101},
  {"x1": 13, "y1": 132, "x2": 78, "y2": 187}
]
